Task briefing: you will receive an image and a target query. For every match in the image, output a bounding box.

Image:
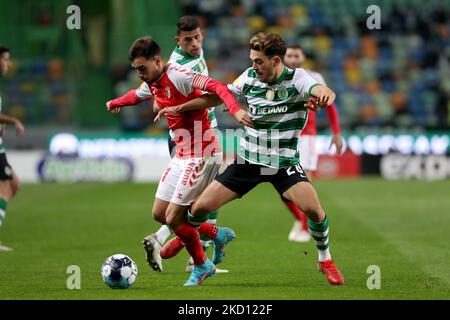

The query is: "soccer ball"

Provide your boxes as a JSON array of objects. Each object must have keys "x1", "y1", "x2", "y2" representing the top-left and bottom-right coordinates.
[{"x1": 101, "y1": 254, "x2": 138, "y2": 289}]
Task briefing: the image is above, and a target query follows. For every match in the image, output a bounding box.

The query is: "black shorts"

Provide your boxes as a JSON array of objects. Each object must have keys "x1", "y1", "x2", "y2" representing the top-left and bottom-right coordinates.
[
  {"x1": 167, "y1": 135, "x2": 176, "y2": 159},
  {"x1": 0, "y1": 153, "x2": 13, "y2": 181},
  {"x1": 215, "y1": 157, "x2": 310, "y2": 197}
]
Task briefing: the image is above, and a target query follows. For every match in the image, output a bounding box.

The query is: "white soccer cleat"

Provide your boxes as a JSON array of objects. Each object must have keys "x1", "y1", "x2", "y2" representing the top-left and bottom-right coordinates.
[
  {"x1": 291, "y1": 230, "x2": 311, "y2": 242},
  {"x1": 288, "y1": 220, "x2": 301, "y2": 241},
  {"x1": 288, "y1": 221, "x2": 311, "y2": 243},
  {"x1": 0, "y1": 241, "x2": 13, "y2": 252},
  {"x1": 142, "y1": 234, "x2": 163, "y2": 272}
]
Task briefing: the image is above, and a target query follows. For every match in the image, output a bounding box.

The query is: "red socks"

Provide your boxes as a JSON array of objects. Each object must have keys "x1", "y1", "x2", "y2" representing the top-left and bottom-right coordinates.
[
  {"x1": 198, "y1": 222, "x2": 219, "y2": 239},
  {"x1": 172, "y1": 222, "x2": 207, "y2": 265}
]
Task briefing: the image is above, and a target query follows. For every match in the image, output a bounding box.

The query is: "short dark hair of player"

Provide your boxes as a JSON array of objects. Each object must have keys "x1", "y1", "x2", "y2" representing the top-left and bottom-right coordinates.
[
  {"x1": 128, "y1": 36, "x2": 161, "y2": 62},
  {"x1": 176, "y1": 16, "x2": 201, "y2": 35},
  {"x1": 286, "y1": 44, "x2": 302, "y2": 51},
  {"x1": 0, "y1": 46, "x2": 10, "y2": 56},
  {"x1": 249, "y1": 32, "x2": 287, "y2": 59}
]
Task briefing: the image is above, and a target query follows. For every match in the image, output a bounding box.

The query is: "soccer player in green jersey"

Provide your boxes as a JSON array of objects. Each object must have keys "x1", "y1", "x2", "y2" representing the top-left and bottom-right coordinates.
[
  {"x1": 0, "y1": 46, "x2": 26, "y2": 252},
  {"x1": 157, "y1": 32, "x2": 344, "y2": 285},
  {"x1": 139, "y1": 16, "x2": 228, "y2": 274}
]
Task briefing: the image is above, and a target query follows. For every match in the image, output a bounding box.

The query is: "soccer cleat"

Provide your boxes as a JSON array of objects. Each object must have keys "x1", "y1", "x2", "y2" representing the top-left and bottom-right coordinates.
[
  {"x1": 160, "y1": 236, "x2": 185, "y2": 259},
  {"x1": 317, "y1": 259, "x2": 344, "y2": 285},
  {"x1": 288, "y1": 221, "x2": 311, "y2": 242},
  {"x1": 290, "y1": 230, "x2": 311, "y2": 243},
  {"x1": 288, "y1": 220, "x2": 301, "y2": 241},
  {"x1": 185, "y1": 257, "x2": 229, "y2": 273},
  {"x1": 212, "y1": 227, "x2": 235, "y2": 265},
  {"x1": 183, "y1": 259, "x2": 216, "y2": 287},
  {"x1": 0, "y1": 241, "x2": 13, "y2": 252},
  {"x1": 142, "y1": 234, "x2": 163, "y2": 272}
]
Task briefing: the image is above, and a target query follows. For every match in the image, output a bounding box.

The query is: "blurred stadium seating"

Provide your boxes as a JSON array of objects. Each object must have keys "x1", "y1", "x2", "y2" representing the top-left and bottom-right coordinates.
[
  {"x1": 181, "y1": 0, "x2": 450, "y2": 131},
  {"x1": 0, "y1": 0, "x2": 449, "y2": 145}
]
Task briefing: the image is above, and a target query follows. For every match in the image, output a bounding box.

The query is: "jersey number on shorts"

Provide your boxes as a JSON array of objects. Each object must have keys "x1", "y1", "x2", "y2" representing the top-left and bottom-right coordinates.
[{"x1": 286, "y1": 164, "x2": 306, "y2": 177}]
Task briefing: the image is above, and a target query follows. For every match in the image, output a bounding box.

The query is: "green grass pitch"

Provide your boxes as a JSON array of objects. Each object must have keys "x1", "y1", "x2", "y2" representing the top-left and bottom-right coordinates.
[{"x1": 0, "y1": 178, "x2": 449, "y2": 299}]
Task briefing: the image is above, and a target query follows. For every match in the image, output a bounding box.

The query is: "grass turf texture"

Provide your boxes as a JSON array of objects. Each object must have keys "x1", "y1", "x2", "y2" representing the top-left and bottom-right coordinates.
[{"x1": 0, "y1": 178, "x2": 449, "y2": 299}]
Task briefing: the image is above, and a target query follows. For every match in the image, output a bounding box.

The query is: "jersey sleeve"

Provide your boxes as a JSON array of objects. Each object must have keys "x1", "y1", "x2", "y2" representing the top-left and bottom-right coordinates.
[
  {"x1": 326, "y1": 102, "x2": 341, "y2": 134},
  {"x1": 226, "y1": 70, "x2": 247, "y2": 99},
  {"x1": 191, "y1": 74, "x2": 241, "y2": 116},
  {"x1": 311, "y1": 71, "x2": 327, "y2": 86},
  {"x1": 135, "y1": 82, "x2": 153, "y2": 99},
  {"x1": 166, "y1": 63, "x2": 197, "y2": 97},
  {"x1": 294, "y1": 68, "x2": 320, "y2": 99}
]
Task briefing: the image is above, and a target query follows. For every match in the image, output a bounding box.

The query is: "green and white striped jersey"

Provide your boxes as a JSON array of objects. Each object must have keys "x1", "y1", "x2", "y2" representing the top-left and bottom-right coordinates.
[
  {"x1": 227, "y1": 66, "x2": 319, "y2": 168},
  {"x1": 168, "y1": 46, "x2": 217, "y2": 129},
  {"x1": 0, "y1": 92, "x2": 5, "y2": 153}
]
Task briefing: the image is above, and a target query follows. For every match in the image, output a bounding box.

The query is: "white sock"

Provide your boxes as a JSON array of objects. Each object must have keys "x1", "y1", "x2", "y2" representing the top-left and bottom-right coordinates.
[
  {"x1": 154, "y1": 225, "x2": 172, "y2": 245},
  {"x1": 0, "y1": 209, "x2": 5, "y2": 227},
  {"x1": 308, "y1": 216, "x2": 332, "y2": 262},
  {"x1": 318, "y1": 248, "x2": 331, "y2": 262},
  {"x1": 200, "y1": 240, "x2": 211, "y2": 248}
]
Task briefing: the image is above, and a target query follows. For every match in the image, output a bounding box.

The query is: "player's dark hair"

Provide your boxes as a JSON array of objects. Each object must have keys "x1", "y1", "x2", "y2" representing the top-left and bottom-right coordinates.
[
  {"x1": 128, "y1": 36, "x2": 161, "y2": 61},
  {"x1": 0, "y1": 46, "x2": 10, "y2": 56},
  {"x1": 176, "y1": 15, "x2": 201, "y2": 35},
  {"x1": 250, "y1": 32, "x2": 286, "y2": 59},
  {"x1": 286, "y1": 44, "x2": 302, "y2": 51}
]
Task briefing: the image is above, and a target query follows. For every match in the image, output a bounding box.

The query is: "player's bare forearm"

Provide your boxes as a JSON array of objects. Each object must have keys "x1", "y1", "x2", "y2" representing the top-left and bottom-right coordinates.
[
  {"x1": 0, "y1": 113, "x2": 19, "y2": 125},
  {"x1": 330, "y1": 133, "x2": 343, "y2": 155},
  {"x1": 310, "y1": 85, "x2": 336, "y2": 106},
  {"x1": 175, "y1": 94, "x2": 222, "y2": 113},
  {"x1": 153, "y1": 95, "x2": 220, "y2": 122},
  {"x1": 192, "y1": 75, "x2": 241, "y2": 115},
  {"x1": 0, "y1": 113, "x2": 25, "y2": 136}
]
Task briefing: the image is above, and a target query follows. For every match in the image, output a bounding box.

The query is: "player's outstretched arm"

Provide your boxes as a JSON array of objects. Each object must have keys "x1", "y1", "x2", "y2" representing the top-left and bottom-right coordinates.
[
  {"x1": 306, "y1": 85, "x2": 336, "y2": 111},
  {"x1": 154, "y1": 94, "x2": 222, "y2": 122},
  {"x1": 153, "y1": 100, "x2": 161, "y2": 113},
  {"x1": 192, "y1": 75, "x2": 253, "y2": 127},
  {"x1": 0, "y1": 113, "x2": 25, "y2": 137},
  {"x1": 106, "y1": 89, "x2": 143, "y2": 113},
  {"x1": 325, "y1": 102, "x2": 343, "y2": 155}
]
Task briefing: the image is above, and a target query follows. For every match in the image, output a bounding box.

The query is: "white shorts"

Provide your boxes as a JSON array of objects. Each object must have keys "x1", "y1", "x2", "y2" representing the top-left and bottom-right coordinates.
[
  {"x1": 155, "y1": 156, "x2": 221, "y2": 206},
  {"x1": 298, "y1": 135, "x2": 318, "y2": 171}
]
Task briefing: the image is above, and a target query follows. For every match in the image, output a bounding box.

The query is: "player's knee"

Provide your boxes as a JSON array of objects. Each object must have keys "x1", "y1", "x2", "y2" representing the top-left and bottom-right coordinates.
[
  {"x1": 165, "y1": 211, "x2": 184, "y2": 229},
  {"x1": 191, "y1": 199, "x2": 213, "y2": 216},
  {"x1": 301, "y1": 202, "x2": 324, "y2": 218}
]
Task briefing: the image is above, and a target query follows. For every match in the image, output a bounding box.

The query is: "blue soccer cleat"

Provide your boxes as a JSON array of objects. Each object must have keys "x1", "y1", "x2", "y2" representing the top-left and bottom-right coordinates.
[
  {"x1": 212, "y1": 227, "x2": 235, "y2": 265},
  {"x1": 183, "y1": 259, "x2": 216, "y2": 287}
]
